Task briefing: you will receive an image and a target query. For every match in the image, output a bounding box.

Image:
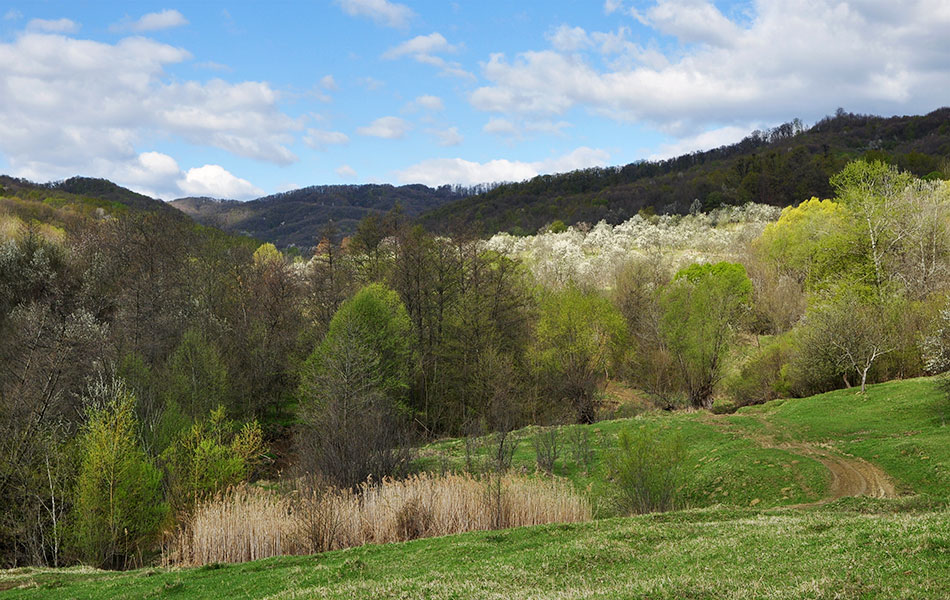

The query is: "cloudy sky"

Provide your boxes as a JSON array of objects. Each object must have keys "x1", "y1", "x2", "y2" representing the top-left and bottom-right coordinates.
[{"x1": 1, "y1": 0, "x2": 948, "y2": 200}]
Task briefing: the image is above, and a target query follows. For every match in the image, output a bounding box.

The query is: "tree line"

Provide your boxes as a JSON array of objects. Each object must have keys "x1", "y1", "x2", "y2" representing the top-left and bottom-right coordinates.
[{"x1": 1, "y1": 159, "x2": 948, "y2": 569}]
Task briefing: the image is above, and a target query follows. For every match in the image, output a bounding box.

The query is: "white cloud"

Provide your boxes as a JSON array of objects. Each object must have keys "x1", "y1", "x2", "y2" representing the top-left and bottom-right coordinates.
[
  {"x1": 26, "y1": 18, "x2": 79, "y2": 33},
  {"x1": 357, "y1": 116, "x2": 411, "y2": 139},
  {"x1": 178, "y1": 164, "x2": 263, "y2": 199},
  {"x1": 319, "y1": 75, "x2": 339, "y2": 90},
  {"x1": 405, "y1": 94, "x2": 444, "y2": 112},
  {"x1": 547, "y1": 25, "x2": 590, "y2": 52},
  {"x1": 383, "y1": 33, "x2": 474, "y2": 80},
  {"x1": 383, "y1": 33, "x2": 457, "y2": 59},
  {"x1": 335, "y1": 0, "x2": 413, "y2": 29},
  {"x1": 430, "y1": 126, "x2": 463, "y2": 147},
  {"x1": 483, "y1": 117, "x2": 519, "y2": 136},
  {"x1": 649, "y1": 125, "x2": 753, "y2": 159},
  {"x1": 113, "y1": 9, "x2": 188, "y2": 33},
  {"x1": 336, "y1": 164, "x2": 358, "y2": 179},
  {"x1": 4, "y1": 9, "x2": 22, "y2": 21},
  {"x1": 469, "y1": 0, "x2": 950, "y2": 134},
  {"x1": 646, "y1": 0, "x2": 739, "y2": 48},
  {"x1": 604, "y1": 0, "x2": 624, "y2": 15},
  {"x1": 0, "y1": 31, "x2": 300, "y2": 187},
  {"x1": 396, "y1": 146, "x2": 609, "y2": 186},
  {"x1": 304, "y1": 129, "x2": 350, "y2": 150}
]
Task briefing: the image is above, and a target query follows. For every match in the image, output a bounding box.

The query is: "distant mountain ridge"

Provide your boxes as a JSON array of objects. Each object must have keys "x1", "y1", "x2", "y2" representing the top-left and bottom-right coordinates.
[
  {"x1": 418, "y1": 107, "x2": 950, "y2": 236},
  {"x1": 171, "y1": 183, "x2": 469, "y2": 248}
]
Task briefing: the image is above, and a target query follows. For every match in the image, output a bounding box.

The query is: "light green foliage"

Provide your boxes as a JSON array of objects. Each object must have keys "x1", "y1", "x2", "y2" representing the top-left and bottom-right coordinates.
[
  {"x1": 660, "y1": 262, "x2": 753, "y2": 409},
  {"x1": 532, "y1": 285, "x2": 626, "y2": 423},
  {"x1": 754, "y1": 196, "x2": 859, "y2": 288},
  {"x1": 302, "y1": 283, "x2": 412, "y2": 401},
  {"x1": 164, "y1": 329, "x2": 229, "y2": 421},
  {"x1": 297, "y1": 283, "x2": 413, "y2": 488},
  {"x1": 162, "y1": 406, "x2": 265, "y2": 515},
  {"x1": 71, "y1": 382, "x2": 166, "y2": 569},
  {"x1": 606, "y1": 425, "x2": 686, "y2": 514},
  {"x1": 251, "y1": 243, "x2": 282, "y2": 267}
]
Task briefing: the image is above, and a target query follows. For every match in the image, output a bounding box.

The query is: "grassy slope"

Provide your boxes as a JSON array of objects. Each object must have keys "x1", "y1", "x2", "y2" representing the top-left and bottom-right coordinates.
[
  {"x1": 4, "y1": 505, "x2": 948, "y2": 599},
  {"x1": 731, "y1": 377, "x2": 950, "y2": 498},
  {"x1": 417, "y1": 415, "x2": 829, "y2": 515},
  {"x1": 3, "y1": 378, "x2": 948, "y2": 599}
]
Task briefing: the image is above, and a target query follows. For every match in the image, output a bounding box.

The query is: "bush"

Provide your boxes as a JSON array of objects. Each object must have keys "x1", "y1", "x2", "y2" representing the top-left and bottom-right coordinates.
[
  {"x1": 606, "y1": 426, "x2": 686, "y2": 514},
  {"x1": 533, "y1": 427, "x2": 559, "y2": 474},
  {"x1": 162, "y1": 406, "x2": 265, "y2": 516},
  {"x1": 724, "y1": 338, "x2": 793, "y2": 407},
  {"x1": 936, "y1": 375, "x2": 950, "y2": 427}
]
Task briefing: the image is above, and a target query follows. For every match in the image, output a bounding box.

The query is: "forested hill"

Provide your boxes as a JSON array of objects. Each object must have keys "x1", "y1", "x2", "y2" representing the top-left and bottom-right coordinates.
[
  {"x1": 418, "y1": 107, "x2": 950, "y2": 236},
  {"x1": 0, "y1": 175, "x2": 185, "y2": 220},
  {"x1": 171, "y1": 183, "x2": 470, "y2": 249}
]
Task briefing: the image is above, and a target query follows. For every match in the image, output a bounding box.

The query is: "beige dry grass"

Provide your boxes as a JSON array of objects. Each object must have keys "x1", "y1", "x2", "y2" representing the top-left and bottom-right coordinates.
[{"x1": 169, "y1": 472, "x2": 591, "y2": 565}]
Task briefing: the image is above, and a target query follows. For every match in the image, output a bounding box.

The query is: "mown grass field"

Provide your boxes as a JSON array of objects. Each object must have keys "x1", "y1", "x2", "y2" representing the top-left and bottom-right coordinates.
[{"x1": 2, "y1": 377, "x2": 948, "y2": 599}]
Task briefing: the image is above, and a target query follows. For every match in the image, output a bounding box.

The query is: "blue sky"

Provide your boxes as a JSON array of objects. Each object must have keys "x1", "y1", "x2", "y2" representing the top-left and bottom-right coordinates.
[{"x1": 1, "y1": 0, "x2": 948, "y2": 199}]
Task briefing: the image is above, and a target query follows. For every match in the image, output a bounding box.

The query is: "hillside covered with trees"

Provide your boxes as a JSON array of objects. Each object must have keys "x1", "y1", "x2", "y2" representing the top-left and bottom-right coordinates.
[
  {"x1": 419, "y1": 107, "x2": 950, "y2": 236},
  {"x1": 2, "y1": 157, "x2": 949, "y2": 575},
  {"x1": 170, "y1": 183, "x2": 488, "y2": 249}
]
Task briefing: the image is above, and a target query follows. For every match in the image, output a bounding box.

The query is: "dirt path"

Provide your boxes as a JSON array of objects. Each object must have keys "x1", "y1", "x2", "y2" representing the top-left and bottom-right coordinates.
[{"x1": 703, "y1": 413, "x2": 897, "y2": 506}]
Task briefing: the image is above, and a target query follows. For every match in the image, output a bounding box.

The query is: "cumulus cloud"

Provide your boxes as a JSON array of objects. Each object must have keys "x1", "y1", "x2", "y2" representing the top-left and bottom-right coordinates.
[
  {"x1": 26, "y1": 18, "x2": 79, "y2": 33},
  {"x1": 643, "y1": 0, "x2": 740, "y2": 47},
  {"x1": 304, "y1": 129, "x2": 350, "y2": 150},
  {"x1": 404, "y1": 94, "x2": 444, "y2": 112},
  {"x1": 0, "y1": 31, "x2": 300, "y2": 188},
  {"x1": 547, "y1": 25, "x2": 590, "y2": 52},
  {"x1": 469, "y1": 0, "x2": 950, "y2": 134},
  {"x1": 396, "y1": 146, "x2": 610, "y2": 186},
  {"x1": 357, "y1": 116, "x2": 411, "y2": 139},
  {"x1": 336, "y1": 164, "x2": 358, "y2": 179},
  {"x1": 383, "y1": 33, "x2": 474, "y2": 80},
  {"x1": 429, "y1": 127, "x2": 463, "y2": 147},
  {"x1": 483, "y1": 117, "x2": 520, "y2": 136},
  {"x1": 335, "y1": 0, "x2": 413, "y2": 29},
  {"x1": 112, "y1": 9, "x2": 188, "y2": 33},
  {"x1": 319, "y1": 75, "x2": 339, "y2": 90},
  {"x1": 178, "y1": 164, "x2": 263, "y2": 199}
]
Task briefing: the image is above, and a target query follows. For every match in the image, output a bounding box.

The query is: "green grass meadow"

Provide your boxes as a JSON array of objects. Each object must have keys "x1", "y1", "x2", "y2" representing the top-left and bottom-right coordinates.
[{"x1": 2, "y1": 377, "x2": 948, "y2": 599}]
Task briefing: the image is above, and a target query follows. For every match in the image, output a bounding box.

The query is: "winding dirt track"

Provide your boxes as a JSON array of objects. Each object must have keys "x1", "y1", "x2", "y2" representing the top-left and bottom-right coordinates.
[{"x1": 705, "y1": 414, "x2": 897, "y2": 506}]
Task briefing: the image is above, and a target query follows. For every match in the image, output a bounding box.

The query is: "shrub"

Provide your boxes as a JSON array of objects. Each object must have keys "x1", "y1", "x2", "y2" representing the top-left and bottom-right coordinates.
[
  {"x1": 566, "y1": 426, "x2": 595, "y2": 473},
  {"x1": 724, "y1": 338, "x2": 793, "y2": 407},
  {"x1": 162, "y1": 406, "x2": 265, "y2": 516},
  {"x1": 936, "y1": 375, "x2": 950, "y2": 427},
  {"x1": 606, "y1": 426, "x2": 686, "y2": 515},
  {"x1": 533, "y1": 427, "x2": 559, "y2": 474}
]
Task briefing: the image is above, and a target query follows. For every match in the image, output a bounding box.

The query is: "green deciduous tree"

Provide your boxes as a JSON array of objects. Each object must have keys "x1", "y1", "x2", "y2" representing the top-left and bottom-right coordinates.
[
  {"x1": 162, "y1": 406, "x2": 265, "y2": 516},
  {"x1": 163, "y1": 329, "x2": 229, "y2": 421},
  {"x1": 660, "y1": 262, "x2": 753, "y2": 409},
  {"x1": 71, "y1": 377, "x2": 166, "y2": 569},
  {"x1": 297, "y1": 284, "x2": 413, "y2": 488},
  {"x1": 533, "y1": 285, "x2": 626, "y2": 423}
]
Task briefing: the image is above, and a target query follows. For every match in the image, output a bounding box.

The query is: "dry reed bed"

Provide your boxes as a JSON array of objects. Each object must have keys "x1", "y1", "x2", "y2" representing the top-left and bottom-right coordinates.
[{"x1": 170, "y1": 472, "x2": 591, "y2": 566}]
